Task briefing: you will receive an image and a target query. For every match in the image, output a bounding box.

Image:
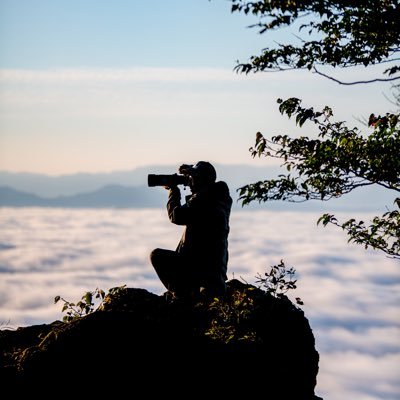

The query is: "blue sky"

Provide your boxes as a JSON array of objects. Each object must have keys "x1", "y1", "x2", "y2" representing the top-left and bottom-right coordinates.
[
  {"x1": 0, "y1": 0, "x2": 394, "y2": 174},
  {"x1": 0, "y1": 0, "x2": 265, "y2": 69}
]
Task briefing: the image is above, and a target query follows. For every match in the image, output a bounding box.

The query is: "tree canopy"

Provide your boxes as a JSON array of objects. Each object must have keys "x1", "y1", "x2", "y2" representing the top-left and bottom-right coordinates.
[
  {"x1": 232, "y1": 0, "x2": 400, "y2": 83},
  {"x1": 231, "y1": 0, "x2": 400, "y2": 258}
]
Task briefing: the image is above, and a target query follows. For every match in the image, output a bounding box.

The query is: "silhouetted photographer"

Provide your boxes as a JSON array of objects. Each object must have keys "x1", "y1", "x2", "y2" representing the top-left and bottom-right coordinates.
[{"x1": 149, "y1": 161, "x2": 232, "y2": 298}]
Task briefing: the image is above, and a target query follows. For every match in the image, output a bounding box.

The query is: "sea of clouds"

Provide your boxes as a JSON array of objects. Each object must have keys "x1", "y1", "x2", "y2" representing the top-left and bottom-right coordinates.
[{"x1": 0, "y1": 207, "x2": 399, "y2": 399}]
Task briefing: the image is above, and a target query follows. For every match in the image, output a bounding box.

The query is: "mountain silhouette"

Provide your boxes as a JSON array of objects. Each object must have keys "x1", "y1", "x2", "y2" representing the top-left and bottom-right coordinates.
[
  {"x1": 0, "y1": 163, "x2": 395, "y2": 211},
  {"x1": 0, "y1": 164, "x2": 274, "y2": 197},
  {"x1": 0, "y1": 185, "x2": 165, "y2": 208},
  {"x1": 0, "y1": 186, "x2": 45, "y2": 206}
]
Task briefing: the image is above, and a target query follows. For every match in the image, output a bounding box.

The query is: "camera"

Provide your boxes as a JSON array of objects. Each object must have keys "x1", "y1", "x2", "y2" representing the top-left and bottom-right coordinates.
[{"x1": 148, "y1": 174, "x2": 190, "y2": 187}]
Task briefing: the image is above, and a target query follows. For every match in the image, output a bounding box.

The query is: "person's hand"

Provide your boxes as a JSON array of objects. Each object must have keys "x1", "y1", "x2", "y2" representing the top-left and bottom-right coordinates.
[
  {"x1": 178, "y1": 164, "x2": 193, "y2": 175},
  {"x1": 164, "y1": 185, "x2": 178, "y2": 191}
]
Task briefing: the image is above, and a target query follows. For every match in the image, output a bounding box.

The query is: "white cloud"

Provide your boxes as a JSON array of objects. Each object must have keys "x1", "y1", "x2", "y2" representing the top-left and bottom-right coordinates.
[
  {"x1": 318, "y1": 351, "x2": 400, "y2": 400},
  {"x1": 0, "y1": 207, "x2": 399, "y2": 399},
  {"x1": 317, "y1": 326, "x2": 400, "y2": 355},
  {"x1": 0, "y1": 67, "x2": 391, "y2": 118},
  {"x1": 0, "y1": 67, "x2": 246, "y2": 84}
]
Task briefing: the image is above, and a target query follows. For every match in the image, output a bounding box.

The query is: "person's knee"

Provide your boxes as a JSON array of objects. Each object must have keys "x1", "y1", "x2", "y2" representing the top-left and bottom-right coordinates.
[{"x1": 149, "y1": 248, "x2": 162, "y2": 266}]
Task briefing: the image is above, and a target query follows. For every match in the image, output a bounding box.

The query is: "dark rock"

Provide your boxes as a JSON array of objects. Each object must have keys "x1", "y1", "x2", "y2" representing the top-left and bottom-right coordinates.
[{"x1": 0, "y1": 280, "x2": 321, "y2": 398}]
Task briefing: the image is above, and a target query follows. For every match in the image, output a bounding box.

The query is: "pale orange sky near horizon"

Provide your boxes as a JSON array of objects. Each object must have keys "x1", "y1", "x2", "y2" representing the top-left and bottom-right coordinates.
[{"x1": 1, "y1": 65, "x2": 392, "y2": 175}]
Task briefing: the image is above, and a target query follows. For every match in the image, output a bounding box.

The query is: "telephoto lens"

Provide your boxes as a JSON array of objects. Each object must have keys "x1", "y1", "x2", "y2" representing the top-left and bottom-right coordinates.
[{"x1": 147, "y1": 174, "x2": 189, "y2": 187}]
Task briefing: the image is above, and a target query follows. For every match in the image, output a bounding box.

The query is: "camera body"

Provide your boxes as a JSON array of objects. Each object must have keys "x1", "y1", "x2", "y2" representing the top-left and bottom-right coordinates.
[{"x1": 148, "y1": 174, "x2": 190, "y2": 187}]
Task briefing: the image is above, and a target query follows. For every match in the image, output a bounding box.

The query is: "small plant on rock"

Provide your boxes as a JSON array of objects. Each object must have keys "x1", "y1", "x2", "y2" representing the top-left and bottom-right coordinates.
[
  {"x1": 54, "y1": 285, "x2": 126, "y2": 323},
  {"x1": 206, "y1": 287, "x2": 256, "y2": 344},
  {"x1": 54, "y1": 288, "x2": 105, "y2": 323},
  {"x1": 256, "y1": 260, "x2": 304, "y2": 306}
]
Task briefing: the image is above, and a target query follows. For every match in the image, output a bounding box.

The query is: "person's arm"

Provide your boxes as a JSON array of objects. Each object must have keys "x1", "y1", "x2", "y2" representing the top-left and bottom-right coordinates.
[
  {"x1": 167, "y1": 187, "x2": 184, "y2": 225},
  {"x1": 167, "y1": 187, "x2": 196, "y2": 225}
]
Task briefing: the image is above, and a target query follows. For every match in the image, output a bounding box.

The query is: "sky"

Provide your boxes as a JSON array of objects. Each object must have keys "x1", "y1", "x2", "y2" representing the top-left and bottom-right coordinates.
[{"x1": 0, "y1": 0, "x2": 396, "y2": 175}]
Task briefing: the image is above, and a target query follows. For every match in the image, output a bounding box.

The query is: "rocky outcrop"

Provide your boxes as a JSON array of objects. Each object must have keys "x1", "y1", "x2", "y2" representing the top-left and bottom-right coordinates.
[{"x1": 0, "y1": 280, "x2": 321, "y2": 398}]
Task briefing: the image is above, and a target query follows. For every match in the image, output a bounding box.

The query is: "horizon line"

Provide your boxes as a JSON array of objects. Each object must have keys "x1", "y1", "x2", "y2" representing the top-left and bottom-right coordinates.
[{"x1": 0, "y1": 161, "x2": 279, "y2": 177}]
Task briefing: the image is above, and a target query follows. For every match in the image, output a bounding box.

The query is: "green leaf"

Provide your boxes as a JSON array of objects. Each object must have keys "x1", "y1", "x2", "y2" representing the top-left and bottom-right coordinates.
[{"x1": 84, "y1": 292, "x2": 92, "y2": 305}]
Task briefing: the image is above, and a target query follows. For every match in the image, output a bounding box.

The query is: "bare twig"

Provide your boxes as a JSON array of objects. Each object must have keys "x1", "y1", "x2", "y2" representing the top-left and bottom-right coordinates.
[{"x1": 313, "y1": 67, "x2": 400, "y2": 85}]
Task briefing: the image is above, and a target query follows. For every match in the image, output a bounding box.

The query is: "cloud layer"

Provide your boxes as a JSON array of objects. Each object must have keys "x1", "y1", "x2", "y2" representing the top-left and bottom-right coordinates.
[{"x1": 0, "y1": 207, "x2": 399, "y2": 399}]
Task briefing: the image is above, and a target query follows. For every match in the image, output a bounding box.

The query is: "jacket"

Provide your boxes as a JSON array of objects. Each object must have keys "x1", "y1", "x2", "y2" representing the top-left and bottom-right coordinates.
[{"x1": 167, "y1": 181, "x2": 232, "y2": 286}]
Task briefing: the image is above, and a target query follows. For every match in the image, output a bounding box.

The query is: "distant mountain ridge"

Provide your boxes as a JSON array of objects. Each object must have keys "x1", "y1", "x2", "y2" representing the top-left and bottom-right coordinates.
[
  {"x1": 0, "y1": 164, "x2": 396, "y2": 211},
  {"x1": 0, "y1": 164, "x2": 274, "y2": 197},
  {"x1": 0, "y1": 186, "x2": 45, "y2": 207},
  {"x1": 0, "y1": 185, "x2": 165, "y2": 208}
]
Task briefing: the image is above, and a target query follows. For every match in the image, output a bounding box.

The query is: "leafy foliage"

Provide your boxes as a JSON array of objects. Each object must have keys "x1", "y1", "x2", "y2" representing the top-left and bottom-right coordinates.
[
  {"x1": 240, "y1": 98, "x2": 400, "y2": 203},
  {"x1": 238, "y1": 98, "x2": 400, "y2": 258},
  {"x1": 231, "y1": 0, "x2": 400, "y2": 82},
  {"x1": 54, "y1": 285, "x2": 126, "y2": 323},
  {"x1": 206, "y1": 261, "x2": 303, "y2": 343},
  {"x1": 256, "y1": 260, "x2": 304, "y2": 305},
  {"x1": 229, "y1": 1, "x2": 400, "y2": 258},
  {"x1": 206, "y1": 287, "x2": 256, "y2": 343},
  {"x1": 318, "y1": 205, "x2": 400, "y2": 258}
]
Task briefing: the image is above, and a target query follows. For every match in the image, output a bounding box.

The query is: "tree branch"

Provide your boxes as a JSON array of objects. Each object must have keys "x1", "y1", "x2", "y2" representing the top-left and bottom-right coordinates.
[{"x1": 313, "y1": 67, "x2": 400, "y2": 85}]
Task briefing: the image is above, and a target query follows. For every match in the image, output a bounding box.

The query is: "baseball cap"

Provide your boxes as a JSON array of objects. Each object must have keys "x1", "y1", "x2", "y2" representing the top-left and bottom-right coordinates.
[{"x1": 189, "y1": 161, "x2": 217, "y2": 182}]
